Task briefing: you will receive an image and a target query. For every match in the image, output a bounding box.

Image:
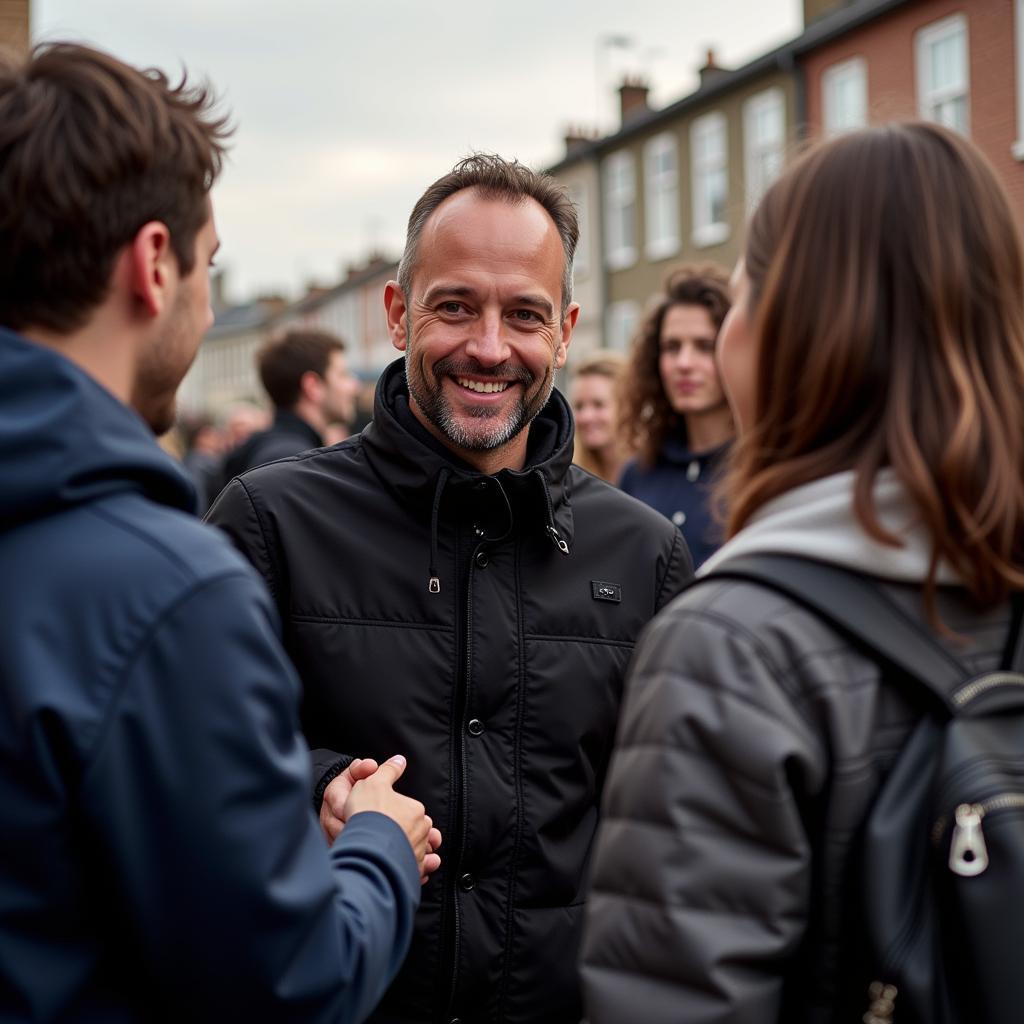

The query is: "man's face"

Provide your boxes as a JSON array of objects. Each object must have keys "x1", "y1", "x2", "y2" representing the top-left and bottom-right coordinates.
[
  {"x1": 319, "y1": 350, "x2": 359, "y2": 427},
  {"x1": 387, "y1": 191, "x2": 577, "y2": 462},
  {"x1": 133, "y1": 210, "x2": 219, "y2": 434}
]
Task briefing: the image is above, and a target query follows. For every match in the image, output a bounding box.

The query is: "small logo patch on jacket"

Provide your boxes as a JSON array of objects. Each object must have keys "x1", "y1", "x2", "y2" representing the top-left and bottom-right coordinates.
[{"x1": 591, "y1": 581, "x2": 621, "y2": 603}]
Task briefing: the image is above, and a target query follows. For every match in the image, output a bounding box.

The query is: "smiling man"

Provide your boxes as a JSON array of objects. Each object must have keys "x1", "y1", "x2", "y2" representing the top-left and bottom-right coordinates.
[{"x1": 209, "y1": 154, "x2": 691, "y2": 1024}]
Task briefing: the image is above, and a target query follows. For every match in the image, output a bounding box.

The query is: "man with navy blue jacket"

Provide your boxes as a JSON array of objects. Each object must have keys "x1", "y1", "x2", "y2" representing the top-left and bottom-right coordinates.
[{"x1": 0, "y1": 43, "x2": 435, "y2": 1023}]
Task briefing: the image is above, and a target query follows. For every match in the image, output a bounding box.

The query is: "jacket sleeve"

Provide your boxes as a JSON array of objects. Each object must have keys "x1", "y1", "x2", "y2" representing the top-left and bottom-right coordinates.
[
  {"x1": 207, "y1": 479, "x2": 353, "y2": 808},
  {"x1": 79, "y1": 570, "x2": 420, "y2": 1023},
  {"x1": 654, "y1": 527, "x2": 693, "y2": 612},
  {"x1": 581, "y1": 596, "x2": 826, "y2": 1024}
]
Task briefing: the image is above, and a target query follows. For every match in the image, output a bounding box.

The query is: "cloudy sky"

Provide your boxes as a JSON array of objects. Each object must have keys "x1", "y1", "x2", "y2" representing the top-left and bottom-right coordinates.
[{"x1": 34, "y1": 1, "x2": 802, "y2": 303}]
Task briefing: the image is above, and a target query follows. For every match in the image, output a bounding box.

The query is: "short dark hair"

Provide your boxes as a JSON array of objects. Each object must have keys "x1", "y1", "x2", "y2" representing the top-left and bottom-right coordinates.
[
  {"x1": 620, "y1": 263, "x2": 732, "y2": 466},
  {"x1": 397, "y1": 153, "x2": 579, "y2": 318},
  {"x1": 258, "y1": 330, "x2": 345, "y2": 410},
  {"x1": 0, "y1": 42, "x2": 231, "y2": 334}
]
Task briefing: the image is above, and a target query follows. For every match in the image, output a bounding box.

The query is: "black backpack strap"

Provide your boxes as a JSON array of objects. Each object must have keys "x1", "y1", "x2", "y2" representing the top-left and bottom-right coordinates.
[
  {"x1": 698, "y1": 554, "x2": 966, "y2": 718},
  {"x1": 1001, "y1": 592, "x2": 1024, "y2": 671}
]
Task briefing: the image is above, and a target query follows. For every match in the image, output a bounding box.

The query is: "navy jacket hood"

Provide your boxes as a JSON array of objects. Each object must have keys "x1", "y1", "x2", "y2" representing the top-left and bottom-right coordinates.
[{"x1": 0, "y1": 327, "x2": 196, "y2": 528}]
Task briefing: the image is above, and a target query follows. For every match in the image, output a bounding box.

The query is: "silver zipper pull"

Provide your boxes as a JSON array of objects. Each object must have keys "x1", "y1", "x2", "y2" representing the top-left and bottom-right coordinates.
[
  {"x1": 546, "y1": 525, "x2": 569, "y2": 555},
  {"x1": 949, "y1": 803, "x2": 989, "y2": 876}
]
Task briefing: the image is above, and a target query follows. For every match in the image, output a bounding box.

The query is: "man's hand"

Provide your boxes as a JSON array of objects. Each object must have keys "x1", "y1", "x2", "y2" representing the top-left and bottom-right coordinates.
[
  {"x1": 345, "y1": 755, "x2": 442, "y2": 882},
  {"x1": 319, "y1": 757, "x2": 379, "y2": 845}
]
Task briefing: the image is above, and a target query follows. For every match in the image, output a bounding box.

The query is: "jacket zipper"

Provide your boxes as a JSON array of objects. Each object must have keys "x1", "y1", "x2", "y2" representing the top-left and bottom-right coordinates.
[
  {"x1": 953, "y1": 671, "x2": 1024, "y2": 707},
  {"x1": 932, "y1": 792, "x2": 1024, "y2": 876},
  {"x1": 446, "y1": 537, "x2": 481, "y2": 1017}
]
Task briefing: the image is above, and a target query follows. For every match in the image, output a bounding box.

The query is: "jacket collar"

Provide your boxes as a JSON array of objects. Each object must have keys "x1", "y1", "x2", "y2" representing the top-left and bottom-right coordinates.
[
  {"x1": 360, "y1": 358, "x2": 576, "y2": 553},
  {"x1": 272, "y1": 408, "x2": 324, "y2": 449}
]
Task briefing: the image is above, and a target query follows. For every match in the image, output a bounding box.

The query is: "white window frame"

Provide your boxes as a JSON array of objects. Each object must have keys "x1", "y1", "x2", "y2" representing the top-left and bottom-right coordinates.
[
  {"x1": 605, "y1": 300, "x2": 640, "y2": 353},
  {"x1": 915, "y1": 13, "x2": 970, "y2": 134},
  {"x1": 743, "y1": 87, "x2": 786, "y2": 213},
  {"x1": 1014, "y1": 0, "x2": 1024, "y2": 158},
  {"x1": 566, "y1": 181, "x2": 590, "y2": 279},
  {"x1": 602, "y1": 151, "x2": 637, "y2": 271},
  {"x1": 822, "y1": 57, "x2": 867, "y2": 135},
  {"x1": 643, "y1": 131, "x2": 680, "y2": 261},
  {"x1": 689, "y1": 111, "x2": 730, "y2": 249}
]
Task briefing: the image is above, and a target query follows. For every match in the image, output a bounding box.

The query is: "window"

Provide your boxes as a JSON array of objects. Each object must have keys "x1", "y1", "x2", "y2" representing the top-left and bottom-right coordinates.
[
  {"x1": 743, "y1": 88, "x2": 785, "y2": 212},
  {"x1": 566, "y1": 181, "x2": 590, "y2": 279},
  {"x1": 690, "y1": 112, "x2": 729, "y2": 248},
  {"x1": 916, "y1": 14, "x2": 969, "y2": 134},
  {"x1": 603, "y1": 151, "x2": 636, "y2": 270},
  {"x1": 605, "y1": 300, "x2": 640, "y2": 353},
  {"x1": 822, "y1": 57, "x2": 867, "y2": 135},
  {"x1": 643, "y1": 132, "x2": 680, "y2": 260}
]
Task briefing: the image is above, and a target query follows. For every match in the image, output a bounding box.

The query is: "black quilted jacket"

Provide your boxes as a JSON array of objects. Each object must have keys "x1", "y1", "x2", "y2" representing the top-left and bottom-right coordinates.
[
  {"x1": 582, "y1": 567, "x2": 1012, "y2": 1024},
  {"x1": 209, "y1": 359, "x2": 691, "y2": 1024}
]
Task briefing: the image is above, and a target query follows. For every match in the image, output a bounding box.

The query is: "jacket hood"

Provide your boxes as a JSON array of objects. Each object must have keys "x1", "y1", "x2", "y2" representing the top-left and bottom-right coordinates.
[
  {"x1": 0, "y1": 328, "x2": 196, "y2": 529},
  {"x1": 361, "y1": 358, "x2": 577, "y2": 559},
  {"x1": 699, "y1": 468, "x2": 959, "y2": 585}
]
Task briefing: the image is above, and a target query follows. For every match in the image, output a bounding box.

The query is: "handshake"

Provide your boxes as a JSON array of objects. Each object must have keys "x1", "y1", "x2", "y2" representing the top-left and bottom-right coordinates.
[{"x1": 320, "y1": 755, "x2": 442, "y2": 884}]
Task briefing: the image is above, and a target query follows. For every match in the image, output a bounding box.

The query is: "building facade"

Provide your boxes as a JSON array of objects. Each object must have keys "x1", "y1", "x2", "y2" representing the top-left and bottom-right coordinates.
[
  {"x1": 800, "y1": 0, "x2": 1024, "y2": 226},
  {"x1": 549, "y1": 0, "x2": 1024, "y2": 358}
]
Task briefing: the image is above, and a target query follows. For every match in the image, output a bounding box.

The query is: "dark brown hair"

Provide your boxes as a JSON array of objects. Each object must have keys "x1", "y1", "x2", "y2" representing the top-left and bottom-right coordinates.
[
  {"x1": 620, "y1": 263, "x2": 731, "y2": 466},
  {"x1": 258, "y1": 329, "x2": 345, "y2": 410},
  {"x1": 727, "y1": 122, "x2": 1024, "y2": 614},
  {"x1": 0, "y1": 42, "x2": 231, "y2": 333},
  {"x1": 397, "y1": 153, "x2": 579, "y2": 318}
]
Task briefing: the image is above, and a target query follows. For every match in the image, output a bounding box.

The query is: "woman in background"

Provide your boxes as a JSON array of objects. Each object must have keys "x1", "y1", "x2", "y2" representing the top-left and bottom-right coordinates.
[
  {"x1": 619, "y1": 264, "x2": 733, "y2": 567},
  {"x1": 569, "y1": 350, "x2": 629, "y2": 483},
  {"x1": 583, "y1": 122, "x2": 1024, "y2": 1023}
]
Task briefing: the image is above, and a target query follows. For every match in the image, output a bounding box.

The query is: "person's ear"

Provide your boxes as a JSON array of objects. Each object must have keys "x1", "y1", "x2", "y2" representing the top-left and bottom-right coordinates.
[
  {"x1": 299, "y1": 369, "x2": 324, "y2": 404},
  {"x1": 554, "y1": 303, "x2": 580, "y2": 370},
  {"x1": 129, "y1": 221, "x2": 175, "y2": 317},
  {"x1": 384, "y1": 281, "x2": 409, "y2": 352}
]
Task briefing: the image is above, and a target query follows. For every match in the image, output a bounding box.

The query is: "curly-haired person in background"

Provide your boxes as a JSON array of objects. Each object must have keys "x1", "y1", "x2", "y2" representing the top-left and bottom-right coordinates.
[{"x1": 618, "y1": 263, "x2": 733, "y2": 567}]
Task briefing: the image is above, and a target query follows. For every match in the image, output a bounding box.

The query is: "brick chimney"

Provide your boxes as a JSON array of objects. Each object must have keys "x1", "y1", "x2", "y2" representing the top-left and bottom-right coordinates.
[
  {"x1": 618, "y1": 77, "x2": 650, "y2": 126},
  {"x1": 563, "y1": 125, "x2": 598, "y2": 158},
  {"x1": 698, "y1": 48, "x2": 730, "y2": 88}
]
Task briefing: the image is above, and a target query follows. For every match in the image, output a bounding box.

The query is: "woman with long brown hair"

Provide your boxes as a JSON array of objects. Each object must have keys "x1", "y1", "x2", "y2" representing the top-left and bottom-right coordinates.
[
  {"x1": 583, "y1": 122, "x2": 1024, "y2": 1022},
  {"x1": 619, "y1": 263, "x2": 733, "y2": 566}
]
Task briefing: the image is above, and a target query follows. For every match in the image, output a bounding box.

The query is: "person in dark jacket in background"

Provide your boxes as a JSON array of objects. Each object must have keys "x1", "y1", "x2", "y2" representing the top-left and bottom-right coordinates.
[
  {"x1": 582, "y1": 123, "x2": 1024, "y2": 1022},
  {"x1": 618, "y1": 263, "x2": 733, "y2": 567},
  {"x1": 220, "y1": 328, "x2": 359, "y2": 482},
  {"x1": 0, "y1": 42, "x2": 438, "y2": 1024},
  {"x1": 208, "y1": 154, "x2": 691, "y2": 1024}
]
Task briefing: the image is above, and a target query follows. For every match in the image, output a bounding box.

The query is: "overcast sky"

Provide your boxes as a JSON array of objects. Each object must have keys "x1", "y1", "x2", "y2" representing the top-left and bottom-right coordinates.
[{"x1": 34, "y1": 1, "x2": 802, "y2": 303}]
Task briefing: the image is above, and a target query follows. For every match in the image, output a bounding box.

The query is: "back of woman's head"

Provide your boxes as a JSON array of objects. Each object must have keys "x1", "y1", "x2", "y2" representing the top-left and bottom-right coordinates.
[{"x1": 729, "y1": 121, "x2": 1024, "y2": 609}]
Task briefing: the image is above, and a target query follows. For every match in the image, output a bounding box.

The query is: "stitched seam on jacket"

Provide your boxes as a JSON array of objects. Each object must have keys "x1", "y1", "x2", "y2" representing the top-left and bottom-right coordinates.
[
  {"x1": 80, "y1": 571, "x2": 256, "y2": 772},
  {"x1": 523, "y1": 634, "x2": 635, "y2": 649},
  {"x1": 650, "y1": 605, "x2": 823, "y2": 736},
  {"x1": 86, "y1": 504, "x2": 203, "y2": 584},
  {"x1": 235, "y1": 476, "x2": 280, "y2": 602},
  {"x1": 498, "y1": 538, "x2": 528, "y2": 1014},
  {"x1": 655, "y1": 529, "x2": 685, "y2": 609},
  {"x1": 291, "y1": 615, "x2": 453, "y2": 632}
]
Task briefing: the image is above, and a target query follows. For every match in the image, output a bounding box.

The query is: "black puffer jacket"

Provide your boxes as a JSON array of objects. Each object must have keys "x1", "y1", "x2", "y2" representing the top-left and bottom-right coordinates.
[
  {"x1": 581, "y1": 475, "x2": 1014, "y2": 1023},
  {"x1": 208, "y1": 360, "x2": 691, "y2": 1024}
]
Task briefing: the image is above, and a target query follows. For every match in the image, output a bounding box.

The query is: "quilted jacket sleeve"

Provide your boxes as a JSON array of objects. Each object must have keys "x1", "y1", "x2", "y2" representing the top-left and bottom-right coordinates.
[
  {"x1": 79, "y1": 569, "x2": 420, "y2": 1023},
  {"x1": 581, "y1": 589, "x2": 827, "y2": 1024}
]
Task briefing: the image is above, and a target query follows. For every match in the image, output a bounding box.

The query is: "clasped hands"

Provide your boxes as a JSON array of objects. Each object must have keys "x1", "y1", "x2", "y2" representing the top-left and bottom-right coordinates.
[{"x1": 320, "y1": 755, "x2": 442, "y2": 884}]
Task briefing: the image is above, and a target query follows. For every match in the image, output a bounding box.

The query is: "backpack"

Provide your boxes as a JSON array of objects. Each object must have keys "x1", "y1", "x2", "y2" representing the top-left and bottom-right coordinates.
[{"x1": 703, "y1": 554, "x2": 1024, "y2": 1024}]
